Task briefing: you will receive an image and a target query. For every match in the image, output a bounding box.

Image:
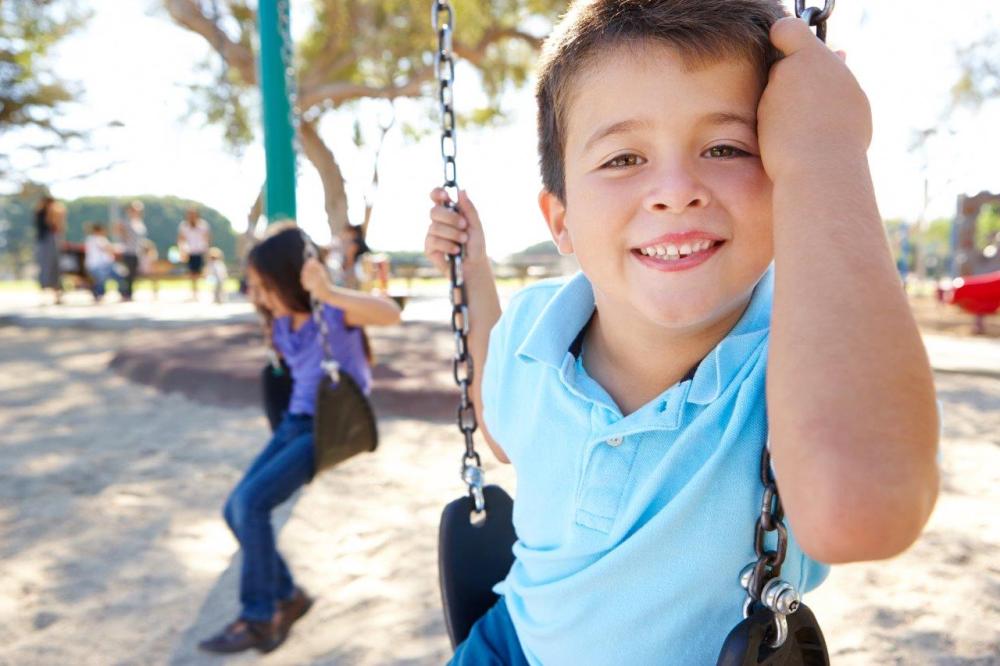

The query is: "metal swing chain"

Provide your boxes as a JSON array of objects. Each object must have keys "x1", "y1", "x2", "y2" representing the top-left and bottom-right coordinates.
[
  {"x1": 433, "y1": 0, "x2": 485, "y2": 513},
  {"x1": 738, "y1": 444, "x2": 799, "y2": 648},
  {"x1": 795, "y1": 0, "x2": 835, "y2": 42},
  {"x1": 735, "y1": 1, "x2": 836, "y2": 650},
  {"x1": 303, "y1": 232, "x2": 341, "y2": 381},
  {"x1": 275, "y1": 0, "x2": 339, "y2": 381}
]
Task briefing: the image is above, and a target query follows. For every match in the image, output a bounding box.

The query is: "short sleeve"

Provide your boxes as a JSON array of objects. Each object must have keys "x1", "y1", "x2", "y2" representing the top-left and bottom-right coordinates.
[
  {"x1": 481, "y1": 312, "x2": 510, "y2": 446},
  {"x1": 321, "y1": 303, "x2": 347, "y2": 330}
]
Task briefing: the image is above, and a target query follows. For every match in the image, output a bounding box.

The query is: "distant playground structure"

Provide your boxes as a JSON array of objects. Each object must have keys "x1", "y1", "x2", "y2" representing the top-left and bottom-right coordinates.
[{"x1": 940, "y1": 190, "x2": 1000, "y2": 333}]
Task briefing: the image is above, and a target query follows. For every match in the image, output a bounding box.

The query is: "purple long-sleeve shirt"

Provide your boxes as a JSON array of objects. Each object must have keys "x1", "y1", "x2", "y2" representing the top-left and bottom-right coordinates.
[{"x1": 272, "y1": 304, "x2": 372, "y2": 416}]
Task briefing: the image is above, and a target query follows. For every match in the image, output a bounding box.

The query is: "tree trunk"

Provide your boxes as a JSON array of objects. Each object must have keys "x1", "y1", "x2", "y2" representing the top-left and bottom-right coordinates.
[
  {"x1": 299, "y1": 119, "x2": 349, "y2": 238},
  {"x1": 238, "y1": 187, "x2": 264, "y2": 261}
]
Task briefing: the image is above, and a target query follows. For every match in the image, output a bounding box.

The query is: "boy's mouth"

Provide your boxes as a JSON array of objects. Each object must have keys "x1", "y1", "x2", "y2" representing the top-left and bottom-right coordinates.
[
  {"x1": 630, "y1": 232, "x2": 725, "y2": 272},
  {"x1": 632, "y1": 238, "x2": 724, "y2": 261}
]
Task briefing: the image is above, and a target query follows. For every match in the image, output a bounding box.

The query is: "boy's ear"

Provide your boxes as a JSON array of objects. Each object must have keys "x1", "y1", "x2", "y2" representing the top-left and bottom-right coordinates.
[{"x1": 538, "y1": 189, "x2": 573, "y2": 256}]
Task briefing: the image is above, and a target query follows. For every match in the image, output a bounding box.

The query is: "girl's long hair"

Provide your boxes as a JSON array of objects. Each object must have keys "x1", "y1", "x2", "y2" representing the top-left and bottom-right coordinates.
[{"x1": 249, "y1": 222, "x2": 372, "y2": 364}]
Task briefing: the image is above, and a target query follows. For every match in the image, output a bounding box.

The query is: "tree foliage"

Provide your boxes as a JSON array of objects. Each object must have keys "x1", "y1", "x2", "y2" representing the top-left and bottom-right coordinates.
[
  {"x1": 164, "y1": 0, "x2": 565, "y2": 235},
  {"x1": 952, "y1": 30, "x2": 1000, "y2": 110},
  {"x1": 0, "y1": 0, "x2": 91, "y2": 174},
  {"x1": 174, "y1": 0, "x2": 562, "y2": 151}
]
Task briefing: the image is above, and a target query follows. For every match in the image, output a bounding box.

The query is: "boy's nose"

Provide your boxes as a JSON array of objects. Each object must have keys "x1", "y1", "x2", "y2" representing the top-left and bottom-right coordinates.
[{"x1": 642, "y1": 168, "x2": 710, "y2": 214}]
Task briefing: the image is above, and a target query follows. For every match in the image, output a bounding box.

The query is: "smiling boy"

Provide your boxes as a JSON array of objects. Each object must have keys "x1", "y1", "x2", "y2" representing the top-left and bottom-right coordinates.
[{"x1": 424, "y1": 1, "x2": 939, "y2": 663}]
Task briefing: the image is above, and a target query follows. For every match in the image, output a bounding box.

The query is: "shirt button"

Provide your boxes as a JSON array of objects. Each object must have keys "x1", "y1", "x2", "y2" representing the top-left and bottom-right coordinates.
[{"x1": 607, "y1": 436, "x2": 623, "y2": 447}]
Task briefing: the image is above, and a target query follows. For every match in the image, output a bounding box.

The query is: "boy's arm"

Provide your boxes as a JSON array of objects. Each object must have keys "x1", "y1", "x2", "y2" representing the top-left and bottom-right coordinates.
[
  {"x1": 426, "y1": 189, "x2": 507, "y2": 463},
  {"x1": 760, "y1": 19, "x2": 938, "y2": 564}
]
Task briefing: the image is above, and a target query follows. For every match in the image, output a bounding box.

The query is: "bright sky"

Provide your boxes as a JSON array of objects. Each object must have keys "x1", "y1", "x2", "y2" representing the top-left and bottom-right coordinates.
[{"x1": 3, "y1": 0, "x2": 998, "y2": 259}]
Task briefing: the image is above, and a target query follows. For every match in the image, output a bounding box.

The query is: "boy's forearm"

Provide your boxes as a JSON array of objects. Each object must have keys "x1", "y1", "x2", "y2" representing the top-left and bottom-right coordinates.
[
  {"x1": 768, "y1": 155, "x2": 938, "y2": 562},
  {"x1": 460, "y1": 258, "x2": 502, "y2": 417}
]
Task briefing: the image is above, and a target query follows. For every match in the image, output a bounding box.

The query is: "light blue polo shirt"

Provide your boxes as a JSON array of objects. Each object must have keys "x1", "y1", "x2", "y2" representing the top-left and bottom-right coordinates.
[{"x1": 481, "y1": 266, "x2": 829, "y2": 665}]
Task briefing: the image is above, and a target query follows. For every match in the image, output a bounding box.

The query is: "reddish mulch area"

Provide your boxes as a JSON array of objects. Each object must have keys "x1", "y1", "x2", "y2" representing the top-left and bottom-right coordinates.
[{"x1": 110, "y1": 321, "x2": 464, "y2": 422}]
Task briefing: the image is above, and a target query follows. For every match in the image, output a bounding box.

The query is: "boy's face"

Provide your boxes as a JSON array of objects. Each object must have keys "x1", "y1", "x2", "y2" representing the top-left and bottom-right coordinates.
[{"x1": 541, "y1": 44, "x2": 773, "y2": 333}]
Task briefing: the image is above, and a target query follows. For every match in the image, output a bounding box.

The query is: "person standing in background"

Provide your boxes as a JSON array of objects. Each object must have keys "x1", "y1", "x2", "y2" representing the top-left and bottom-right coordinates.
[
  {"x1": 178, "y1": 207, "x2": 212, "y2": 301},
  {"x1": 116, "y1": 201, "x2": 147, "y2": 302},
  {"x1": 34, "y1": 196, "x2": 65, "y2": 305}
]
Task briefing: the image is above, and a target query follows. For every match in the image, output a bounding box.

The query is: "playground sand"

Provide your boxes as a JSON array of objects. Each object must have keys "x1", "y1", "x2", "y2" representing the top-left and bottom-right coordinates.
[{"x1": 1, "y1": 326, "x2": 998, "y2": 665}]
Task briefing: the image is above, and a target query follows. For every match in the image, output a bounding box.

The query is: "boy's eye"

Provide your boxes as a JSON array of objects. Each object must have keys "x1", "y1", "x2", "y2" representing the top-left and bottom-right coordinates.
[
  {"x1": 705, "y1": 145, "x2": 751, "y2": 159},
  {"x1": 602, "y1": 153, "x2": 645, "y2": 169}
]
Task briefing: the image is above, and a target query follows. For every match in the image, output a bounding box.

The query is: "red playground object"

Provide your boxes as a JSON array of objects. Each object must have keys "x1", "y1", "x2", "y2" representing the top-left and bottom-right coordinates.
[{"x1": 941, "y1": 270, "x2": 1000, "y2": 333}]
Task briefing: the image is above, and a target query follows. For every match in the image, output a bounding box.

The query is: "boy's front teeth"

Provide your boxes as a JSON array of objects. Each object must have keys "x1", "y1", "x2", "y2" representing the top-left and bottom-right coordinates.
[{"x1": 640, "y1": 240, "x2": 714, "y2": 258}]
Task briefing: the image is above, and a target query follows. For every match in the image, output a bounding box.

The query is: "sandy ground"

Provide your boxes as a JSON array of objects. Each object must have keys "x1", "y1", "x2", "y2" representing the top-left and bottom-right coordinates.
[{"x1": 1, "y1": 326, "x2": 998, "y2": 665}]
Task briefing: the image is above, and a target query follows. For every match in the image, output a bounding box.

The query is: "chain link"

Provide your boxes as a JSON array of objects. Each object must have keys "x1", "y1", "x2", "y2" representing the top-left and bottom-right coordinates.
[
  {"x1": 795, "y1": 0, "x2": 835, "y2": 42},
  {"x1": 745, "y1": 447, "x2": 789, "y2": 603},
  {"x1": 433, "y1": 0, "x2": 484, "y2": 511}
]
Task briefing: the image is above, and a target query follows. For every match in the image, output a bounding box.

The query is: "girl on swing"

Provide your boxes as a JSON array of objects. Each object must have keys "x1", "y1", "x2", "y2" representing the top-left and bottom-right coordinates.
[{"x1": 199, "y1": 222, "x2": 402, "y2": 654}]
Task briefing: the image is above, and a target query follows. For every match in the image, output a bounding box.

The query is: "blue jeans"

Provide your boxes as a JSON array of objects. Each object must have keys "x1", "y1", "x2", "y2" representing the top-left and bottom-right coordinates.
[
  {"x1": 450, "y1": 598, "x2": 529, "y2": 665},
  {"x1": 88, "y1": 264, "x2": 122, "y2": 298},
  {"x1": 223, "y1": 412, "x2": 315, "y2": 622}
]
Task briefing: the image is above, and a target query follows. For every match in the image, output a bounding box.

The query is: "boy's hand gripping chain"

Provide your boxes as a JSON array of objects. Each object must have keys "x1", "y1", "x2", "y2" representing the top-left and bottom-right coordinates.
[{"x1": 434, "y1": 0, "x2": 484, "y2": 512}]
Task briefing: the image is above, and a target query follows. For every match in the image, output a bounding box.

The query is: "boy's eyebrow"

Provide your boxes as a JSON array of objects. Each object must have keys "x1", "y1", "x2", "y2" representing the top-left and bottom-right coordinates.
[
  {"x1": 583, "y1": 118, "x2": 653, "y2": 153},
  {"x1": 583, "y1": 112, "x2": 758, "y2": 153},
  {"x1": 702, "y1": 111, "x2": 758, "y2": 132}
]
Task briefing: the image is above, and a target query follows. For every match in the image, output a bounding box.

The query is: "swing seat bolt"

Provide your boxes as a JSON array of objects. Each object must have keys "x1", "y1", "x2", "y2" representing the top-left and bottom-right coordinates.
[
  {"x1": 762, "y1": 578, "x2": 800, "y2": 615},
  {"x1": 462, "y1": 464, "x2": 484, "y2": 487}
]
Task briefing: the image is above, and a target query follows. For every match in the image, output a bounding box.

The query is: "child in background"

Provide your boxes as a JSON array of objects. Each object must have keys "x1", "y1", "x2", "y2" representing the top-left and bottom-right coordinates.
[
  {"x1": 206, "y1": 247, "x2": 228, "y2": 304},
  {"x1": 83, "y1": 223, "x2": 121, "y2": 302},
  {"x1": 424, "y1": 1, "x2": 939, "y2": 663},
  {"x1": 198, "y1": 223, "x2": 401, "y2": 654}
]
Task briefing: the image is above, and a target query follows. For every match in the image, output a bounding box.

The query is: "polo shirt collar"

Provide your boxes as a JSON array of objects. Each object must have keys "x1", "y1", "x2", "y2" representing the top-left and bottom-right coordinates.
[
  {"x1": 687, "y1": 266, "x2": 772, "y2": 405},
  {"x1": 516, "y1": 271, "x2": 596, "y2": 368},
  {"x1": 515, "y1": 265, "x2": 774, "y2": 406}
]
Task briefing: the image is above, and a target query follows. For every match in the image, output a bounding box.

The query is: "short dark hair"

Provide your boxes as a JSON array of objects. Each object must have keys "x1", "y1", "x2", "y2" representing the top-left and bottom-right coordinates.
[{"x1": 535, "y1": 0, "x2": 786, "y2": 201}]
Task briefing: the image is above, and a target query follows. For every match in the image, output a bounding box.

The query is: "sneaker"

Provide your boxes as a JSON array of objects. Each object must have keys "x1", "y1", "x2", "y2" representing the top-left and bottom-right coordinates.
[{"x1": 198, "y1": 617, "x2": 284, "y2": 654}]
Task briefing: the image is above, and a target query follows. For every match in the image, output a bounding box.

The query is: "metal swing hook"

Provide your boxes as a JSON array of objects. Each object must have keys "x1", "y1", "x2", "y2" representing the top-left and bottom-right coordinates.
[
  {"x1": 739, "y1": 564, "x2": 802, "y2": 649},
  {"x1": 794, "y1": 0, "x2": 835, "y2": 43},
  {"x1": 461, "y1": 453, "x2": 485, "y2": 513}
]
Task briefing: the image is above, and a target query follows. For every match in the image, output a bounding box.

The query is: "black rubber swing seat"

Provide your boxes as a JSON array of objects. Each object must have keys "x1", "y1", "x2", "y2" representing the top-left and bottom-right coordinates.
[
  {"x1": 438, "y1": 484, "x2": 518, "y2": 648},
  {"x1": 717, "y1": 603, "x2": 829, "y2": 666},
  {"x1": 312, "y1": 369, "x2": 378, "y2": 472},
  {"x1": 261, "y1": 363, "x2": 378, "y2": 474}
]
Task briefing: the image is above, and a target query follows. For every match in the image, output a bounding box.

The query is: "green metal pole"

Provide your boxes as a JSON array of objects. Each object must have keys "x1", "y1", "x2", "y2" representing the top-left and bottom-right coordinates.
[{"x1": 258, "y1": 0, "x2": 297, "y2": 222}]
